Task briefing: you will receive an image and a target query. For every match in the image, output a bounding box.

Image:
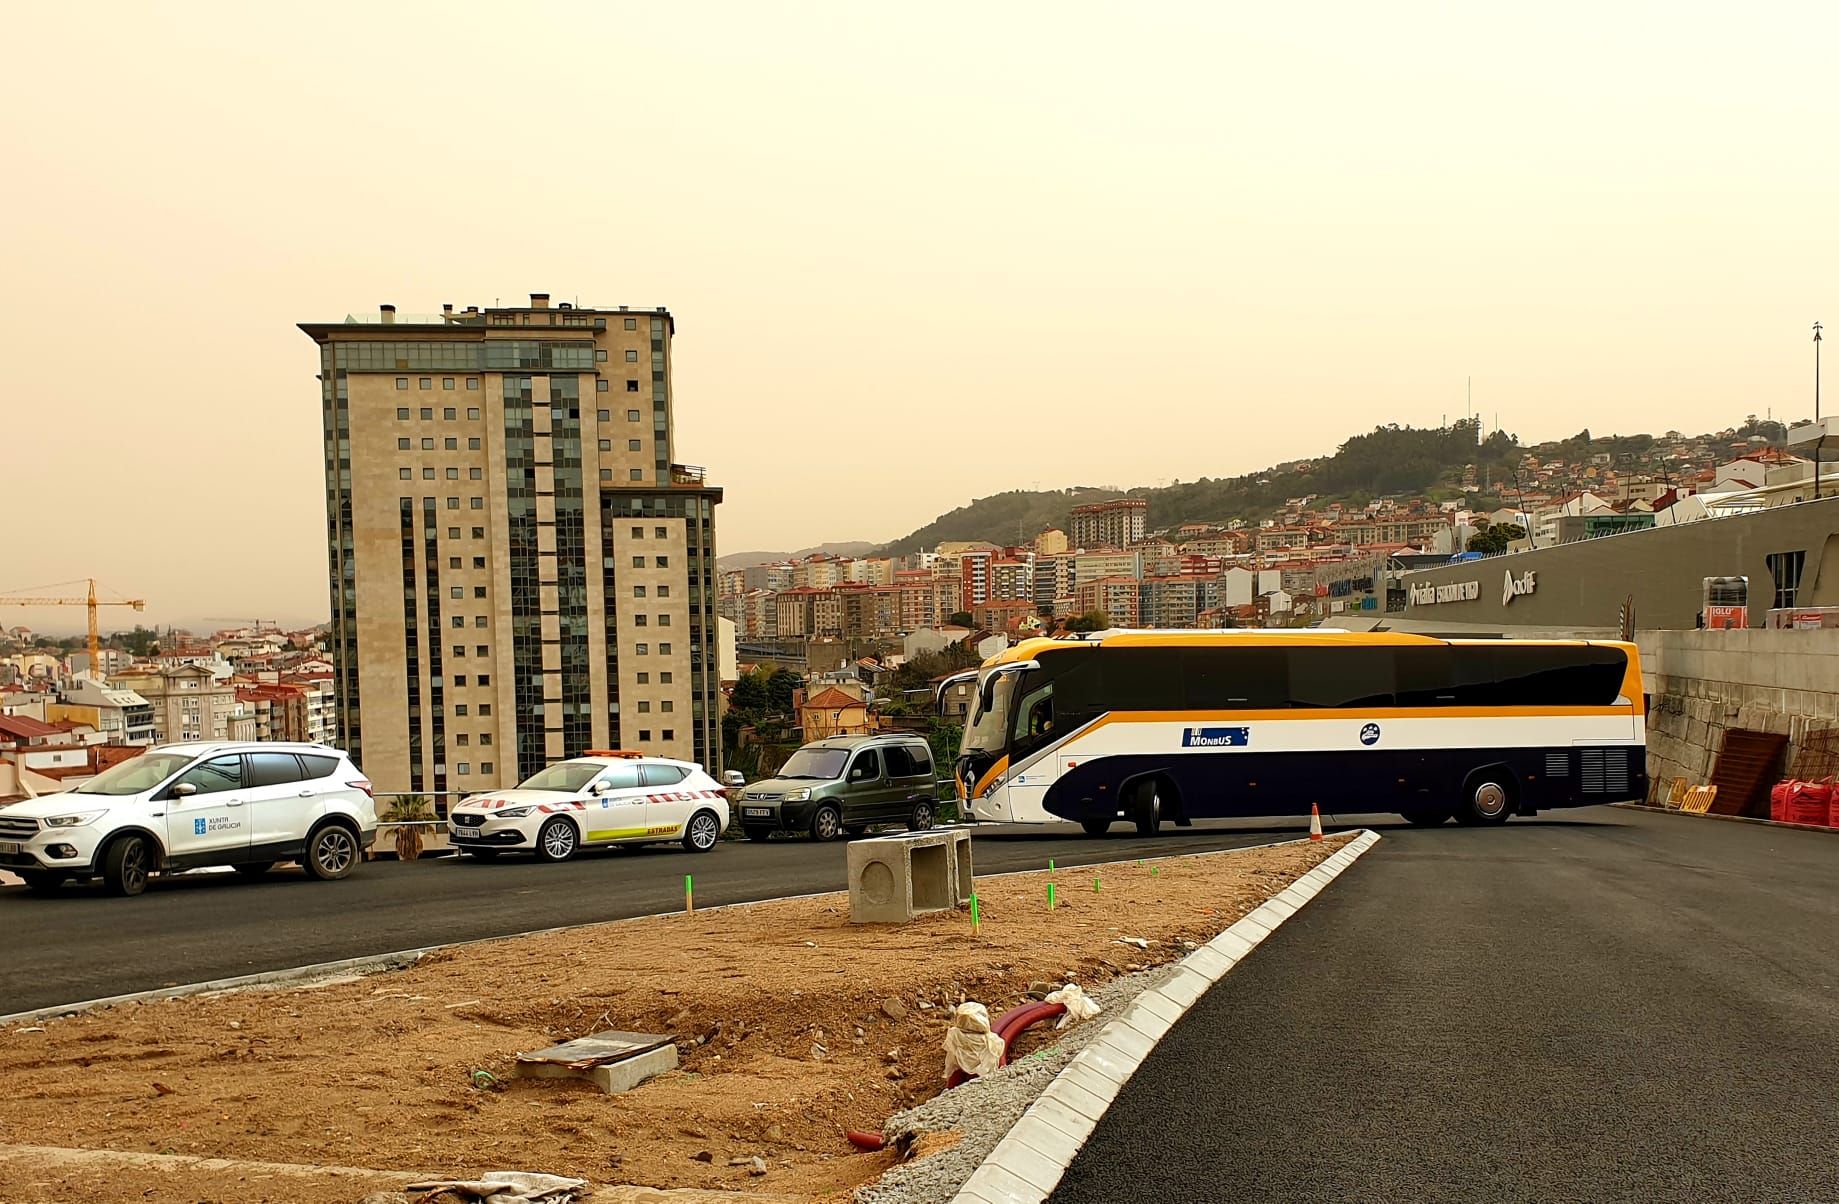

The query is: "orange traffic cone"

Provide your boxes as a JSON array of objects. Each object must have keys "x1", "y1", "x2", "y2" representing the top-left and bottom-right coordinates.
[{"x1": 1308, "y1": 803, "x2": 1324, "y2": 841}]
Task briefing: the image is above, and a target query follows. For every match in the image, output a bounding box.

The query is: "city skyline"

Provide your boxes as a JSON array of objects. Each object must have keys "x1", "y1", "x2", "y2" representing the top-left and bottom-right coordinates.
[{"x1": 5, "y1": 2, "x2": 1837, "y2": 627}]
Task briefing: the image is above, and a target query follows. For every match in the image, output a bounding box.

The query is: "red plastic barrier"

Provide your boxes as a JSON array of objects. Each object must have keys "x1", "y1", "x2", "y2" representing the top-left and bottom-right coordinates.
[
  {"x1": 1770, "y1": 780, "x2": 1793, "y2": 823},
  {"x1": 1782, "y1": 780, "x2": 1833, "y2": 827}
]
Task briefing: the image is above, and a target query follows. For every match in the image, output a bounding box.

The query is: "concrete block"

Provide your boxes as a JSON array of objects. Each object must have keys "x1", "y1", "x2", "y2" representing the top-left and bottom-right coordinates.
[
  {"x1": 512, "y1": 1031, "x2": 677, "y2": 1095},
  {"x1": 847, "y1": 830, "x2": 967, "y2": 923}
]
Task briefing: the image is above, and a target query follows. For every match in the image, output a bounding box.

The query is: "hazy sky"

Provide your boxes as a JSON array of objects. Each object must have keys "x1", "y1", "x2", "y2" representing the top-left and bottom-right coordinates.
[{"x1": 4, "y1": 2, "x2": 1835, "y2": 630}]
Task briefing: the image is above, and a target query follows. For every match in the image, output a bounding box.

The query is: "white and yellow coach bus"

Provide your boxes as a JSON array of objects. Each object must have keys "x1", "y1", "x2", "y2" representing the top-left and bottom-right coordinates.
[{"x1": 944, "y1": 629, "x2": 1646, "y2": 833}]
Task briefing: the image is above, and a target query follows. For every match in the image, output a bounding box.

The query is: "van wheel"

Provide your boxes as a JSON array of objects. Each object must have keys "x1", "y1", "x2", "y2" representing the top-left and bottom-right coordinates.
[
  {"x1": 1454, "y1": 773, "x2": 1514, "y2": 826},
  {"x1": 1132, "y1": 782, "x2": 1162, "y2": 836},
  {"x1": 1080, "y1": 818, "x2": 1113, "y2": 837},
  {"x1": 103, "y1": 834, "x2": 152, "y2": 897},
  {"x1": 304, "y1": 824, "x2": 359, "y2": 880},
  {"x1": 908, "y1": 800, "x2": 936, "y2": 832},
  {"x1": 682, "y1": 809, "x2": 723, "y2": 853},
  {"x1": 810, "y1": 805, "x2": 842, "y2": 842},
  {"x1": 19, "y1": 871, "x2": 65, "y2": 894},
  {"x1": 536, "y1": 818, "x2": 579, "y2": 862},
  {"x1": 1399, "y1": 810, "x2": 1452, "y2": 827}
]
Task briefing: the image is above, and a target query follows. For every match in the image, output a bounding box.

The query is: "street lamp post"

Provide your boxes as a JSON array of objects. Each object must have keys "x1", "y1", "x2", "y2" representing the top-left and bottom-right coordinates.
[{"x1": 1816, "y1": 322, "x2": 1824, "y2": 500}]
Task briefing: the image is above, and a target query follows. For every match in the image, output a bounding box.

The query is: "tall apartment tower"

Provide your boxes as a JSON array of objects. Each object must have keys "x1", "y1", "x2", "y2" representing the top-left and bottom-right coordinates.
[
  {"x1": 1069, "y1": 498, "x2": 1149, "y2": 550},
  {"x1": 300, "y1": 295, "x2": 722, "y2": 795}
]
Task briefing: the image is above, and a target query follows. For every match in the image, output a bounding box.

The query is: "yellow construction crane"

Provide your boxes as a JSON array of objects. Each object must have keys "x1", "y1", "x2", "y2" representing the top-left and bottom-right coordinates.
[{"x1": 0, "y1": 579, "x2": 147, "y2": 679}]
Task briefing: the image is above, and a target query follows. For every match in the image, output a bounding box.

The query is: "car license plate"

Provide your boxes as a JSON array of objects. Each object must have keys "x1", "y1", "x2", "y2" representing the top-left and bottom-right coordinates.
[
  {"x1": 743, "y1": 807, "x2": 771, "y2": 818},
  {"x1": 451, "y1": 827, "x2": 478, "y2": 839},
  {"x1": 0, "y1": 841, "x2": 20, "y2": 855}
]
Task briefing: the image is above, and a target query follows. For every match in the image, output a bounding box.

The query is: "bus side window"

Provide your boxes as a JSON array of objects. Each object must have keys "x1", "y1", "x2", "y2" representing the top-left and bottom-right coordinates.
[{"x1": 1183, "y1": 647, "x2": 1288, "y2": 708}]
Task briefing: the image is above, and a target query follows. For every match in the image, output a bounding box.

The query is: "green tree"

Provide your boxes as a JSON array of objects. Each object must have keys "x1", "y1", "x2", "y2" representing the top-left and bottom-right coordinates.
[
  {"x1": 729, "y1": 668, "x2": 770, "y2": 713},
  {"x1": 765, "y1": 668, "x2": 802, "y2": 715},
  {"x1": 946, "y1": 611, "x2": 973, "y2": 628},
  {"x1": 1466, "y1": 522, "x2": 1525, "y2": 555},
  {"x1": 1063, "y1": 610, "x2": 1110, "y2": 633}
]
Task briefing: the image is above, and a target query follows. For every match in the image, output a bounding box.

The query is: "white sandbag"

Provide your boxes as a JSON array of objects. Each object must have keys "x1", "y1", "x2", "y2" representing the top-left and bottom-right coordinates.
[
  {"x1": 942, "y1": 1000, "x2": 1006, "y2": 1079},
  {"x1": 1045, "y1": 982, "x2": 1102, "y2": 1029}
]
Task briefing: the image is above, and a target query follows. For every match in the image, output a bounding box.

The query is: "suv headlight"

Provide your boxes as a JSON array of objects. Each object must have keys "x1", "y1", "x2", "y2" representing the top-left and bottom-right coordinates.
[
  {"x1": 783, "y1": 788, "x2": 811, "y2": 802},
  {"x1": 44, "y1": 811, "x2": 104, "y2": 828},
  {"x1": 496, "y1": 806, "x2": 535, "y2": 818}
]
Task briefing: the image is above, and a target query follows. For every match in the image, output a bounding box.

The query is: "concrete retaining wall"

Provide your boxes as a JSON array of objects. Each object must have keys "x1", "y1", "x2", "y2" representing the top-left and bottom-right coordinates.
[{"x1": 1637, "y1": 629, "x2": 1839, "y2": 798}]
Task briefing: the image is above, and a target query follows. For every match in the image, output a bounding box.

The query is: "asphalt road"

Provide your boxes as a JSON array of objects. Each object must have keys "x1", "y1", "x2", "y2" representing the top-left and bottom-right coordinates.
[
  {"x1": 0, "y1": 818, "x2": 1316, "y2": 1015},
  {"x1": 1051, "y1": 806, "x2": 1839, "y2": 1204}
]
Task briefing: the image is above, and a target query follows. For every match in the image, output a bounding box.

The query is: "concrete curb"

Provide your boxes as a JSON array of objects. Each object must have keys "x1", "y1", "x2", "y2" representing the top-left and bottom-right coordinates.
[
  {"x1": 950, "y1": 829, "x2": 1383, "y2": 1204},
  {"x1": 0, "y1": 832, "x2": 1322, "y2": 1029},
  {"x1": 1613, "y1": 801, "x2": 1839, "y2": 835}
]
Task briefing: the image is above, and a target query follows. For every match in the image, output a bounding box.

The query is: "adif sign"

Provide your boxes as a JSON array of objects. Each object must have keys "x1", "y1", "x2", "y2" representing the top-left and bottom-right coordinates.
[{"x1": 1502, "y1": 569, "x2": 1537, "y2": 606}]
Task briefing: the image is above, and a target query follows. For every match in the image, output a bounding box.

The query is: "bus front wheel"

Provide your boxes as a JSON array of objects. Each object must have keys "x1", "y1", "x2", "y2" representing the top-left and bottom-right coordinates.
[
  {"x1": 1131, "y1": 781, "x2": 1162, "y2": 836},
  {"x1": 1453, "y1": 772, "x2": 1515, "y2": 826}
]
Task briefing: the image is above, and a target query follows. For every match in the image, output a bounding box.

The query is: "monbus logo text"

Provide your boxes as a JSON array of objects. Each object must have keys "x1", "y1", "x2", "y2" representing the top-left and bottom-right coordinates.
[{"x1": 1182, "y1": 726, "x2": 1250, "y2": 748}]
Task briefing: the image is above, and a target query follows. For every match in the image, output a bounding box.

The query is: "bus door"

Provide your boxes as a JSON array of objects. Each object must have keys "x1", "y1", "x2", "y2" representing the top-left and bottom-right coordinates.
[{"x1": 1004, "y1": 675, "x2": 1061, "y2": 813}]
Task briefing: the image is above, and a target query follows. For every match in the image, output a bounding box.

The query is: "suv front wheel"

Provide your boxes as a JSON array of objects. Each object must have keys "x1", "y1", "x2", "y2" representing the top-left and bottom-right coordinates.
[
  {"x1": 304, "y1": 823, "x2": 359, "y2": 880},
  {"x1": 103, "y1": 833, "x2": 153, "y2": 897}
]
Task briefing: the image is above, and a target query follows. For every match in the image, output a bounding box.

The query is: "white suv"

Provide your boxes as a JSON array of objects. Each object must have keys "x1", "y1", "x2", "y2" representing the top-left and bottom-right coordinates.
[
  {"x1": 0, "y1": 742, "x2": 377, "y2": 897},
  {"x1": 449, "y1": 752, "x2": 729, "y2": 861}
]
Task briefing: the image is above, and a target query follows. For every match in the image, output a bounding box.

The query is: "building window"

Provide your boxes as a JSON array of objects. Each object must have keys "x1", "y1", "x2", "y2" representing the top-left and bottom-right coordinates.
[
  {"x1": 625, "y1": 350, "x2": 638, "y2": 362},
  {"x1": 397, "y1": 407, "x2": 411, "y2": 420},
  {"x1": 627, "y1": 408, "x2": 641, "y2": 421},
  {"x1": 655, "y1": 556, "x2": 669, "y2": 568},
  {"x1": 1767, "y1": 551, "x2": 1807, "y2": 610},
  {"x1": 469, "y1": 438, "x2": 481, "y2": 450},
  {"x1": 449, "y1": 556, "x2": 461, "y2": 569},
  {"x1": 634, "y1": 614, "x2": 648, "y2": 626},
  {"x1": 422, "y1": 467, "x2": 435, "y2": 479},
  {"x1": 636, "y1": 643, "x2": 648, "y2": 655},
  {"x1": 466, "y1": 377, "x2": 479, "y2": 390},
  {"x1": 631, "y1": 526, "x2": 644, "y2": 538},
  {"x1": 446, "y1": 496, "x2": 458, "y2": 508},
  {"x1": 632, "y1": 556, "x2": 645, "y2": 568},
  {"x1": 452, "y1": 644, "x2": 465, "y2": 657},
  {"x1": 659, "y1": 643, "x2": 671, "y2": 655},
  {"x1": 443, "y1": 407, "x2": 457, "y2": 420},
  {"x1": 397, "y1": 437, "x2": 411, "y2": 450},
  {"x1": 476, "y1": 644, "x2": 488, "y2": 656},
  {"x1": 455, "y1": 734, "x2": 469, "y2": 746},
  {"x1": 474, "y1": 615, "x2": 487, "y2": 628},
  {"x1": 637, "y1": 701, "x2": 650, "y2": 713},
  {"x1": 474, "y1": 586, "x2": 486, "y2": 598},
  {"x1": 446, "y1": 467, "x2": 459, "y2": 480},
  {"x1": 396, "y1": 378, "x2": 409, "y2": 390},
  {"x1": 449, "y1": 527, "x2": 461, "y2": 538},
  {"x1": 599, "y1": 439, "x2": 612, "y2": 451},
  {"x1": 450, "y1": 586, "x2": 463, "y2": 599},
  {"x1": 481, "y1": 761, "x2": 493, "y2": 773},
  {"x1": 454, "y1": 704, "x2": 468, "y2": 716},
  {"x1": 626, "y1": 379, "x2": 640, "y2": 392},
  {"x1": 451, "y1": 615, "x2": 465, "y2": 628},
  {"x1": 473, "y1": 557, "x2": 485, "y2": 568},
  {"x1": 662, "y1": 729, "x2": 674, "y2": 741},
  {"x1": 633, "y1": 585, "x2": 647, "y2": 597},
  {"x1": 399, "y1": 468, "x2": 412, "y2": 480},
  {"x1": 479, "y1": 704, "x2": 492, "y2": 716},
  {"x1": 624, "y1": 317, "x2": 637, "y2": 330},
  {"x1": 630, "y1": 469, "x2": 644, "y2": 481},
  {"x1": 443, "y1": 437, "x2": 456, "y2": 450},
  {"x1": 658, "y1": 614, "x2": 672, "y2": 627},
  {"x1": 420, "y1": 377, "x2": 432, "y2": 389},
  {"x1": 660, "y1": 671, "x2": 672, "y2": 684},
  {"x1": 600, "y1": 468, "x2": 613, "y2": 481},
  {"x1": 472, "y1": 527, "x2": 484, "y2": 538},
  {"x1": 471, "y1": 497, "x2": 484, "y2": 509},
  {"x1": 636, "y1": 672, "x2": 649, "y2": 684},
  {"x1": 420, "y1": 437, "x2": 434, "y2": 450},
  {"x1": 655, "y1": 526, "x2": 666, "y2": 538},
  {"x1": 479, "y1": 675, "x2": 491, "y2": 686},
  {"x1": 595, "y1": 349, "x2": 609, "y2": 362},
  {"x1": 420, "y1": 407, "x2": 433, "y2": 420},
  {"x1": 443, "y1": 378, "x2": 455, "y2": 390},
  {"x1": 596, "y1": 380, "x2": 610, "y2": 392},
  {"x1": 468, "y1": 467, "x2": 481, "y2": 479},
  {"x1": 628, "y1": 439, "x2": 642, "y2": 451},
  {"x1": 454, "y1": 675, "x2": 467, "y2": 686},
  {"x1": 467, "y1": 407, "x2": 480, "y2": 420},
  {"x1": 639, "y1": 730, "x2": 651, "y2": 741},
  {"x1": 661, "y1": 700, "x2": 673, "y2": 713}
]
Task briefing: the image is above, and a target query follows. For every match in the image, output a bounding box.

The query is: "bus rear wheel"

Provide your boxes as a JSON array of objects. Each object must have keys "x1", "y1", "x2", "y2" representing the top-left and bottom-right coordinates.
[
  {"x1": 1453, "y1": 773, "x2": 1514, "y2": 826},
  {"x1": 1400, "y1": 809, "x2": 1452, "y2": 827}
]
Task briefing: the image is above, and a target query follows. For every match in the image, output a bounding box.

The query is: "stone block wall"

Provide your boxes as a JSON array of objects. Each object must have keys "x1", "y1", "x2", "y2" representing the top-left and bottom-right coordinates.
[{"x1": 1636, "y1": 629, "x2": 1839, "y2": 799}]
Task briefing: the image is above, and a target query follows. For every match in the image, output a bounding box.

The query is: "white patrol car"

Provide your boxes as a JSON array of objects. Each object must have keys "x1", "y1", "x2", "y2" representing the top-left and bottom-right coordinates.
[{"x1": 448, "y1": 751, "x2": 730, "y2": 862}]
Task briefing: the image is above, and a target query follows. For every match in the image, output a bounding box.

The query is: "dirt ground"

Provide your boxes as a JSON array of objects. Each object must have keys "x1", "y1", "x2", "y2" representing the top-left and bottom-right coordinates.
[{"x1": 0, "y1": 836, "x2": 1346, "y2": 1203}]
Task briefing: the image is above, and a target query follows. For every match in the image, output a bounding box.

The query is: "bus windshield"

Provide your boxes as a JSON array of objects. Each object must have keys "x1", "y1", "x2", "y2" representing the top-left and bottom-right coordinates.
[{"x1": 961, "y1": 669, "x2": 1018, "y2": 756}]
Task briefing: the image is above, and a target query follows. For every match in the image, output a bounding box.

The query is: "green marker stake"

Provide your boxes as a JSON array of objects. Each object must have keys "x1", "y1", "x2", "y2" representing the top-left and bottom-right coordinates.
[
  {"x1": 685, "y1": 873, "x2": 694, "y2": 914},
  {"x1": 1151, "y1": 866, "x2": 1159, "y2": 876},
  {"x1": 1047, "y1": 881, "x2": 1056, "y2": 910},
  {"x1": 970, "y1": 892, "x2": 982, "y2": 936},
  {"x1": 1094, "y1": 875, "x2": 1101, "y2": 893}
]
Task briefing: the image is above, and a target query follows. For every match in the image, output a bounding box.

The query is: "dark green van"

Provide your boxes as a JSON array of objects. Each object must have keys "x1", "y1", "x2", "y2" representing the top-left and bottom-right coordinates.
[{"x1": 734, "y1": 734, "x2": 938, "y2": 842}]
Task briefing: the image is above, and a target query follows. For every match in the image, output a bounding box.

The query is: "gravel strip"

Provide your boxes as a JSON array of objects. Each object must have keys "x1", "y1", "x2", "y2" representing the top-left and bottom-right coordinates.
[{"x1": 855, "y1": 960, "x2": 1185, "y2": 1204}]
